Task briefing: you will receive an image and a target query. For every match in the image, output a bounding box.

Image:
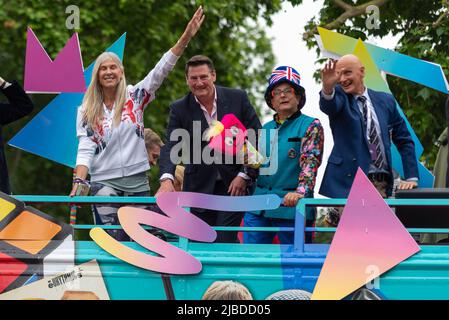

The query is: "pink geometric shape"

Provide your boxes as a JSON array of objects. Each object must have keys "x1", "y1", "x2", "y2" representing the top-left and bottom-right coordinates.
[
  {"x1": 311, "y1": 168, "x2": 420, "y2": 300},
  {"x1": 24, "y1": 27, "x2": 86, "y2": 93},
  {"x1": 209, "y1": 114, "x2": 247, "y2": 155}
]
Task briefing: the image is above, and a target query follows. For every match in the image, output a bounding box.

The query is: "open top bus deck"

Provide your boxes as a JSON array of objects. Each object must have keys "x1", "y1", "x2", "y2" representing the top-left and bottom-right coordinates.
[{"x1": 1, "y1": 194, "x2": 448, "y2": 300}]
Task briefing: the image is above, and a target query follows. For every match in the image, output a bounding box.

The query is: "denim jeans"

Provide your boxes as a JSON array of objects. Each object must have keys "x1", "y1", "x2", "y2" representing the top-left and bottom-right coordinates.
[{"x1": 243, "y1": 212, "x2": 295, "y2": 244}]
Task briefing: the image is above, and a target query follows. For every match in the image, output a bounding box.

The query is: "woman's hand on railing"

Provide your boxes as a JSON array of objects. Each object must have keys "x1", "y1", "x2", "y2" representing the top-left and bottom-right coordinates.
[
  {"x1": 155, "y1": 179, "x2": 175, "y2": 197},
  {"x1": 69, "y1": 184, "x2": 77, "y2": 197},
  {"x1": 70, "y1": 178, "x2": 90, "y2": 197}
]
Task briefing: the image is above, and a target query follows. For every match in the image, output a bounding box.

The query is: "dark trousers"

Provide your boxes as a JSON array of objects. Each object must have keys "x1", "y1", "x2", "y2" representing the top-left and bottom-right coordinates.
[
  {"x1": 446, "y1": 145, "x2": 449, "y2": 187},
  {"x1": 191, "y1": 180, "x2": 243, "y2": 243}
]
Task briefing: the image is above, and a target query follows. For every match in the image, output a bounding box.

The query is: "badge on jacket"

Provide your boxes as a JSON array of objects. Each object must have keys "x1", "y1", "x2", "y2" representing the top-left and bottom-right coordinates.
[{"x1": 288, "y1": 148, "x2": 297, "y2": 159}]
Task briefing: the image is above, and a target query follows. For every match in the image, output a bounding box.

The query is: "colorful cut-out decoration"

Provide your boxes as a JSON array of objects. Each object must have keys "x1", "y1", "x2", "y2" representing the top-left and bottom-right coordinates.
[
  {"x1": 206, "y1": 114, "x2": 264, "y2": 167},
  {"x1": 316, "y1": 27, "x2": 449, "y2": 94},
  {"x1": 311, "y1": 168, "x2": 420, "y2": 300},
  {"x1": 0, "y1": 252, "x2": 28, "y2": 294},
  {"x1": 0, "y1": 192, "x2": 74, "y2": 294},
  {"x1": 9, "y1": 34, "x2": 127, "y2": 168},
  {"x1": 90, "y1": 193, "x2": 282, "y2": 274},
  {"x1": 24, "y1": 28, "x2": 86, "y2": 93},
  {"x1": 315, "y1": 27, "x2": 443, "y2": 187},
  {"x1": 0, "y1": 260, "x2": 110, "y2": 300}
]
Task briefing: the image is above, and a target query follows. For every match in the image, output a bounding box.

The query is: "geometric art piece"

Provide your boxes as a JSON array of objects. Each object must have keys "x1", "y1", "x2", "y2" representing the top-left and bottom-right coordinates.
[
  {"x1": 0, "y1": 260, "x2": 110, "y2": 300},
  {"x1": 316, "y1": 27, "x2": 449, "y2": 94},
  {"x1": 311, "y1": 168, "x2": 420, "y2": 300},
  {"x1": 90, "y1": 192, "x2": 282, "y2": 274},
  {"x1": 24, "y1": 28, "x2": 86, "y2": 93},
  {"x1": 0, "y1": 192, "x2": 74, "y2": 294},
  {"x1": 0, "y1": 252, "x2": 28, "y2": 294},
  {"x1": 315, "y1": 27, "x2": 443, "y2": 187},
  {"x1": 9, "y1": 34, "x2": 127, "y2": 167}
]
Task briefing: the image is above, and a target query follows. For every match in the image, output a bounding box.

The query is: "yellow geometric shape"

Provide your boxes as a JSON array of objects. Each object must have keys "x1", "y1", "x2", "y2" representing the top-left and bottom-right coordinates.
[{"x1": 0, "y1": 198, "x2": 16, "y2": 223}]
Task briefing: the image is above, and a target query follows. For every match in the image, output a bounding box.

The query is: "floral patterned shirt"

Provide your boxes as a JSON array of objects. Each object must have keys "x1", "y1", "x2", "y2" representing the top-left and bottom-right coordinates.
[{"x1": 275, "y1": 115, "x2": 324, "y2": 196}]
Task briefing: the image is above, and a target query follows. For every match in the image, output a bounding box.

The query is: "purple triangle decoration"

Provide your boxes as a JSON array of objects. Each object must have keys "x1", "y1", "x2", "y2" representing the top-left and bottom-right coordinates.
[{"x1": 24, "y1": 28, "x2": 86, "y2": 93}]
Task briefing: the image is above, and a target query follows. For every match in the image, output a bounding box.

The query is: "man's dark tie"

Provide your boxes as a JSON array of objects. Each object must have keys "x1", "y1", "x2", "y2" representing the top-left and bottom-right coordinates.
[{"x1": 358, "y1": 95, "x2": 384, "y2": 169}]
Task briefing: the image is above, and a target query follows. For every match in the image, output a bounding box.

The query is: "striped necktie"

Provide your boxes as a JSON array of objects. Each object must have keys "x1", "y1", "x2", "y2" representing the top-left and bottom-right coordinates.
[{"x1": 358, "y1": 95, "x2": 384, "y2": 169}]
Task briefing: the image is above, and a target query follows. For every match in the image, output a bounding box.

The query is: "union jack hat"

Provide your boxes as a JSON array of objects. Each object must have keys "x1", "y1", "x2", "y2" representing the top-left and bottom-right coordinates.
[{"x1": 264, "y1": 66, "x2": 306, "y2": 110}]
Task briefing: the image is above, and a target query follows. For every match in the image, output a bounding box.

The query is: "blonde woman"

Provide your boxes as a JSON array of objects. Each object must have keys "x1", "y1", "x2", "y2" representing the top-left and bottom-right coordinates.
[{"x1": 70, "y1": 7, "x2": 204, "y2": 241}]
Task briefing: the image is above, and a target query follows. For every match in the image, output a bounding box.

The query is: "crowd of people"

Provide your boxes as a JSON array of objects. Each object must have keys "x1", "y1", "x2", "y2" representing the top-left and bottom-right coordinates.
[{"x1": 3, "y1": 6, "x2": 448, "y2": 247}]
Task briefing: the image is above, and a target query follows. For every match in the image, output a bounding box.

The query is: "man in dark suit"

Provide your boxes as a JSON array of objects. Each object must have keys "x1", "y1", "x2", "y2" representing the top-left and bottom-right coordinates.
[
  {"x1": 446, "y1": 97, "x2": 449, "y2": 187},
  {"x1": 156, "y1": 55, "x2": 261, "y2": 243},
  {"x1": 0, "y1": 76, "x2": 34, "y2": 194},
  {"x1": 318, "y1": 55, "x2": 418, "y2": 225}
]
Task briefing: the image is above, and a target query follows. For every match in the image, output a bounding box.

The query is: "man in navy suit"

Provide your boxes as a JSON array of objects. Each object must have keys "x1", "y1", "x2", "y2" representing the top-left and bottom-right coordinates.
[
  {"x1": 319, "y1": 55, "x2": 419, "y2": 225},
  {"x1": 156, "y1": 55, "x2": 261, "y2": 242}
]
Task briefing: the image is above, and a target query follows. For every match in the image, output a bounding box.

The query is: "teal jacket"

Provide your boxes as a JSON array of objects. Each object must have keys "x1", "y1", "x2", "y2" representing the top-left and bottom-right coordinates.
[{"x1": 251, "y1": 112, "x2": 315, "y2": 219}]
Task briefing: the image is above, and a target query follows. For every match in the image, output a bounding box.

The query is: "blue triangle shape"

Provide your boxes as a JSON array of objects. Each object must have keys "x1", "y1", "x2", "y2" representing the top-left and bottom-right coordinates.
[{"x1": 9, "y1": 34, "x2": 127, "y2": 168}]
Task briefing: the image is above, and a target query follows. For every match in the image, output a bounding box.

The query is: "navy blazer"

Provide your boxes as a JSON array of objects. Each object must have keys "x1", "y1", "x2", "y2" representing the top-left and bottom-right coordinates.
[
  {"x1": 446, "y1": 97, "x2": 449, "y2": 187},
  {"x1": 319, "y1": 85, "x2": 419, "y2": 198},
  {"x1": 159, "y1": 86, "x2": 261, "y2": 195},
  {"x1": 0, "y1": 81, "x2": 34, "y2": 193}
]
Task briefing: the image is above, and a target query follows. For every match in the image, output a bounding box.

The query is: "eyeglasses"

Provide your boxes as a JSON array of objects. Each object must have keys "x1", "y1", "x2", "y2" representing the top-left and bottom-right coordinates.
[{"x1": 271, "y1": 87, "x2": 295, "y2": 97}]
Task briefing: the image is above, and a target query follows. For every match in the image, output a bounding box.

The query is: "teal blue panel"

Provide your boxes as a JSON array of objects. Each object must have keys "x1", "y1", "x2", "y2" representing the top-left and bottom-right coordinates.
[
  {"x1": 366, "y1": 43, "x2": 449, "y2": 94},
  {"x1": 75, "y1": 240, "x2": 285, "y2": 300}
]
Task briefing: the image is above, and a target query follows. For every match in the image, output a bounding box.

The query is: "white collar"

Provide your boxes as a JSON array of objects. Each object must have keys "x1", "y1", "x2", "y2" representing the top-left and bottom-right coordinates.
[{"x1": 194, "y1": 85, "x2": 217, "y2": 109}]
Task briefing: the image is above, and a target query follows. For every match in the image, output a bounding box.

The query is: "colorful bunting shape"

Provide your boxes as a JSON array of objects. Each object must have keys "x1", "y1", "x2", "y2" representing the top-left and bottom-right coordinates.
[
  {"x1": 311, "y1": 168, "x2": 420, "y2": 300},
  {"x1": 24, "y1": 28, "x2": 86, "y2": 93}
]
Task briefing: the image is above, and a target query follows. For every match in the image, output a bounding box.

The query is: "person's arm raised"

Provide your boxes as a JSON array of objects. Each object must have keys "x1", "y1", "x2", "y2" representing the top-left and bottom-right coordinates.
[
  {"x1": 171, "y1": 6, "x2": 205, "y2": 57},
  {"x1": 321, "y1": 59, "x2": 339, "y2": 96}
]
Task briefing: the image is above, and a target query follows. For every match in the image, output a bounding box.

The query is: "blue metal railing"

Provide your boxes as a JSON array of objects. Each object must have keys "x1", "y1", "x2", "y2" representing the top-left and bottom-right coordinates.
[
  {"x1": 13, "y1": 195, "x2": 292, "y2": 245},
  {"x1": 295, "y1": 198, "x2": 449, "y2": 253},
  {"x1": 12, "y1": 195, "x2": 449, "y2": 254}
]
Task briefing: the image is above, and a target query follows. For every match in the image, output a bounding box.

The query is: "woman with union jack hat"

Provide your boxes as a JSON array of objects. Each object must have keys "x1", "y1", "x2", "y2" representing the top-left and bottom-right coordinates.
[{"x1": 244, "y1": 66, "x2": 324, "y2": 244}]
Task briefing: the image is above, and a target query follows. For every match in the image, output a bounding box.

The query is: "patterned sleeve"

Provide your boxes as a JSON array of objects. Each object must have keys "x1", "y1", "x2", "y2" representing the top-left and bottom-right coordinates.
[
  {"x1": 75, "y1": 106, "x2": 96, "y2": 170},
  {"x1": 296, "y1": 119, "x2": 324, "y2": 196}
]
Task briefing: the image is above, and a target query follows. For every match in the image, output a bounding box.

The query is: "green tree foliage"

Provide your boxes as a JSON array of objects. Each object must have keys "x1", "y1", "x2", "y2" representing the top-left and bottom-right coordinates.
[
  {"x1": 0, "y1": 0, "x2": 281, "y2": 222},
  {"x1": 299, "y1": 0, "x2": 449, "y2": 168}
]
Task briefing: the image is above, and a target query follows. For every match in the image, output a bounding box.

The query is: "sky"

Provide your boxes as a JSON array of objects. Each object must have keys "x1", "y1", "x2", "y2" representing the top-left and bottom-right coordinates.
[{"x1": 266, "y1": 0, "x2": 401, "y2": 197}]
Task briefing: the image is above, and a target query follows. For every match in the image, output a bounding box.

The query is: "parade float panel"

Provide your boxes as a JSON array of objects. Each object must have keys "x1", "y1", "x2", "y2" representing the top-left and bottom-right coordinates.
[
  {"x1": 0, "y1": 193, "x2": 74, "y2": 295},
  {"x1": 2, "y1": 27, "x2": 449, "y2": 299}
]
